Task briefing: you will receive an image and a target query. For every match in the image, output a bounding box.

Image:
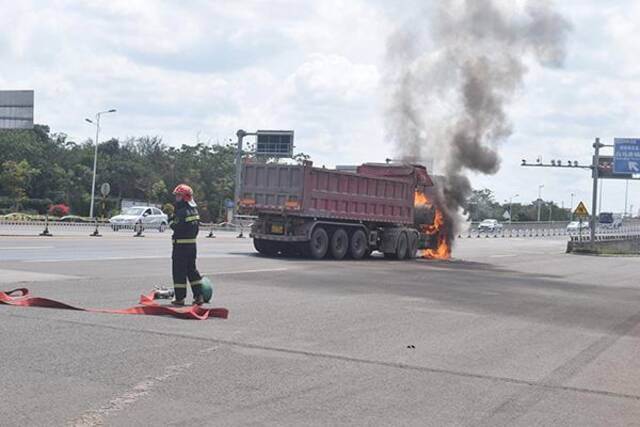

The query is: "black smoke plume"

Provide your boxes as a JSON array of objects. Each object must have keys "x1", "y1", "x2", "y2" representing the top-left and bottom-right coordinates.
[{"x1": 386, "y1": 0, "x2": 571, "y2": 241}]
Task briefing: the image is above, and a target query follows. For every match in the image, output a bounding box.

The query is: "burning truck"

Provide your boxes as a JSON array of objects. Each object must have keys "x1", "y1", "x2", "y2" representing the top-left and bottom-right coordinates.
[{"x1": 238, "y1": 161, "x2": 450, "y2": 260}]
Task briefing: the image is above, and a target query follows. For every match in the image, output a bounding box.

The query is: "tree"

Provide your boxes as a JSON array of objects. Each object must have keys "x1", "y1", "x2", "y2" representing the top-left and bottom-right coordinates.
[
  {"x1": 0, "y1": 160, "x2": 39, "y2": 210},
  {"x1": 151, "y1": 180, "x2": 168, "y2": 203},
  {"x1": 293, "y1": 152, "x2": 312, "y2": 164},
  {"x1": 466, "y1": 189, "x2": 500, "y2": 221}
]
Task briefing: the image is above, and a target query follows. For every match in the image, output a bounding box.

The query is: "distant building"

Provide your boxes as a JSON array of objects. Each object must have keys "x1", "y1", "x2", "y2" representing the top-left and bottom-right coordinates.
[{"x1": 0, "y1": 90, "x2": 34, "y2": 129}]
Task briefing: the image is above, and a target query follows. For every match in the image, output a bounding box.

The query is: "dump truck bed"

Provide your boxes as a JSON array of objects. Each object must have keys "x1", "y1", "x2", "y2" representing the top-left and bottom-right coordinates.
[{"x1": 240, "y1": 163, "x2": 415, "y2": 225}]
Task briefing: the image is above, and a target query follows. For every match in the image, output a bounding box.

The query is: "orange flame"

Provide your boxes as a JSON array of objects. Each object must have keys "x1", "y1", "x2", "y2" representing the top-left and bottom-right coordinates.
[{"x1": 415, "y1": 191, "x2": 451, "y2": 260}]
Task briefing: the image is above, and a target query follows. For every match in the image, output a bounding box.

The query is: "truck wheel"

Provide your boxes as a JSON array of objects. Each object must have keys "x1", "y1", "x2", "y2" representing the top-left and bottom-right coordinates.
[
  {"x1": 407, "y1": 232, "x2": 418, "y2": 259},
  {"x1": 330, "y1": 228, "x2": 349, "y2": 260},
  {"x1": 254, "y1": 239, "x2": 277, "y2": 256},
  {"x1": 395, "y1": 232, "x2": 408, "y2": 260},
  {"x1": 349, "y1": 229, "x2": 367, "y2": 260},
  {"x1": 309, "y1": 227, "x2": 329, "y2": 259},
  {"x1": 253, "y1": 238, "x2": 266, "y2": 254}
]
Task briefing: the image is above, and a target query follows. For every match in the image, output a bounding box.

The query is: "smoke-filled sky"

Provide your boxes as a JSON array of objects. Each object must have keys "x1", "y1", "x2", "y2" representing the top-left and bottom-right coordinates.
[{"x1": 1, "y1": 0, "x2": 639, "y2": 214}]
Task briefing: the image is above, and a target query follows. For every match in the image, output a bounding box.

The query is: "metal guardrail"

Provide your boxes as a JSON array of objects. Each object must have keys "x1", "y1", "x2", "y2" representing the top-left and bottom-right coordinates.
[
  {"x1": 0, "y1": 218, "x2": 254, "y2": 237},
  {"x1": 1, "y1": 218, "x2": 639, "y2": 241},
  {"x1": 460, "y1": 223, "x2": 640, "y2": 240},
  {"x1": 569, "y1": 229, "x2": 640, "y2": 243}
]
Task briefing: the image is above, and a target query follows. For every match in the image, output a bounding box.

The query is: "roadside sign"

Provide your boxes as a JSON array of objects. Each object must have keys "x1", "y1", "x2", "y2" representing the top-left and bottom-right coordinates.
[
  {"x1": 255, "y1": 130, "x2": 294, "y2": 158},
  {"x1": 502, "y1": 210, "x2": 510, "y2": 220},
  {"x1": 224, "y1": 199, "x2": 235, "y2": 209},
  {"x1": 614, "y1": 138, "x2": 640, "y2": 174},
  {"x1": 574, "y1": 201, "x2": 589, "y2": 218},
  {"x1": 100, "y1": 182, "x2": 110, "y2": 197},
  {"x1": 596, "y1": 156, "x2": 633, "y2": 179}
]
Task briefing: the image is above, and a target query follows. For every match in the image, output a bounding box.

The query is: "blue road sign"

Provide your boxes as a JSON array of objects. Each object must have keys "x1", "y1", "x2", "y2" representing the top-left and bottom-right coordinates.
[
  {"x1": 614, "y1": 138, "x2": 640, "y2": 174},
  {"x1": 224, "y1": 199, "x2": 235, "y2": 209}
]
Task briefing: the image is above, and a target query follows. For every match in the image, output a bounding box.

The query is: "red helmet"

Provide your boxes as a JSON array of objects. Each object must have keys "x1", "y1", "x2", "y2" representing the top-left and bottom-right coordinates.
[{"x1": 173, "y1": 184, "x2": 193, "y2": 202}]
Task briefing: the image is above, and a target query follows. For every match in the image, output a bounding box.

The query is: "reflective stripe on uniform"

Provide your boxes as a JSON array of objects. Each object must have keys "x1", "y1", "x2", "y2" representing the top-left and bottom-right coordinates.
[
  {"x1": 173, "y1": 238, "x2": 197, "y2": 244},
  {"x1": 174, "y1": 283, "x2": 187, "y2": 289},
  {"x1": 190, "y1": 280, "x2": 203, "y2": 286},
  {"x1": 185, "y1": 215, "x2": 200, "y2": 222}
]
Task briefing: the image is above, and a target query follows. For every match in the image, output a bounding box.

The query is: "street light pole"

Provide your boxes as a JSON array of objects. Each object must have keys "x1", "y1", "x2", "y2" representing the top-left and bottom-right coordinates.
[
  {"x1": 537, "y1": 184, "x2": 544, "y2": 222},
  {"x1": 590, "y1": 138, "x2": 602, "y2": 246},
  {"x1": 570, "y1": 192, "x2": 574, "y2": 220},
  {"x1": 624, "y1": 179, "x2": 629, "y2": 217},
  {"x1": 233, "y1": 129, "x2": 257, "y2": 221},
  {"x1": 86, "y1": 109, "x2": 116, "y2": 219},
  {"x1": 509, "y1": 193, "x2": 519, "y2": 224}
]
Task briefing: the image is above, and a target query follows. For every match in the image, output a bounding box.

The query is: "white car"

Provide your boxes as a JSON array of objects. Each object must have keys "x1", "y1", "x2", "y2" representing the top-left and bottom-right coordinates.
[
  {"x1": 109, "y1": 206, "x2": 169, "y2": 232},
  {"x1": 566, "y1": 221, "x2": 590, "y2": 233},
  {"x1": 478, "y1": 219, "x2": 503, "y2": 233}
]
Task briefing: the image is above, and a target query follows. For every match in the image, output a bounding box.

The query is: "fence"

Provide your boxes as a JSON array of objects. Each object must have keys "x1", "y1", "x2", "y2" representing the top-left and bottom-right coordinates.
[
  {"x1": 2, "y1": 218, "x2": 640, "y2": 241},
  {"x1": 460, "y1": 220, "x2": 640, "y2": 240},
  {"x1": 0, "y1": 218, "x2": 253, "y2": 238}
]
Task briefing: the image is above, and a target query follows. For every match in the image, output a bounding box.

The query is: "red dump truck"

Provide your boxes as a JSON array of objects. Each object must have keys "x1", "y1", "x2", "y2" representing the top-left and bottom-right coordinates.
[{"x1": 238, "y1": 161, "x2": 440, "y2": 260}]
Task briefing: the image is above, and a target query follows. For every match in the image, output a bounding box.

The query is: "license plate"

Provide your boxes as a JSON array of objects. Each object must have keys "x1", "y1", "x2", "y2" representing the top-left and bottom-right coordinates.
[{"x1": 271, "y1": 224, "x2": 284, "y2": 234}]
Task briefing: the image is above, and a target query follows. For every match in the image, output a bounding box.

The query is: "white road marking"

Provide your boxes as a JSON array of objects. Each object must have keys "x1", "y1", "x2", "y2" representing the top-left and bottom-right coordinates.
[
  {"x1": 70, "y1": 363, "x2": 192, "y2": 427},
  {"x1": 0, "y1": 246, "x2": 53, "y2": 250},
  {"x1": 489, "y1": 254, "x2": 518, "y2": 258},
  {"x1": 211, "y1": 267, "x2": 291, "y2": 275},
  {"x1": 22, "y1": 255, "x2": 168, "y2": 263}
]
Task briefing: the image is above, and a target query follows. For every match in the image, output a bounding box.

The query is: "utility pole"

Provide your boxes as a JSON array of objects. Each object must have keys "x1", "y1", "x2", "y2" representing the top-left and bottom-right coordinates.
[
  {"x1": 570, "y1": 192, "x2": 575, "y2": 220},
  {"x1": 624, "y1": 179, "x2": 629, "y2": 217},
  {"x1": 590, "y1": 137, "x2": 602, "y2": 246},
  {"x1": 233, "y1": 129, "x2": 257, "y2": 220},
  {"x1": 85, "y1": 109, "x2": 116, "y2": 219},
  {"x1": 598, "y1": 178, "x2": 604, "y2": 215},
  {"x1": 537, "y1": 184, "x2": 544, "y2": 222},
  {"x1": 509, "y1": 194, "x2": 519, "y2": 224},
  {"x1": 234, "y1": 129, "x2": 247, "y2": 220}
]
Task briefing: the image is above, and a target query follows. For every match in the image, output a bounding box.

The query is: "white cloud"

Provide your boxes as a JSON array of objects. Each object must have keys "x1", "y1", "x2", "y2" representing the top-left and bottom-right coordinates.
[{"x1": 0, "y1": 0, "x2": 638, "y2": 214}]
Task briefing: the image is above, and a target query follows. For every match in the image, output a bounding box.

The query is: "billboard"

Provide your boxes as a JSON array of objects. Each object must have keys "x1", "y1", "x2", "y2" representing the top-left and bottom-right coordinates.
[
  {"x1": 255, "y1": 130, "x2": 294, "y2": 157},
  {"x1": 0, "y1": 90, "x2": 34, "y2": 129},
  {"x1": 596, "y1": 155, "x2": 633, "y2": 180}
]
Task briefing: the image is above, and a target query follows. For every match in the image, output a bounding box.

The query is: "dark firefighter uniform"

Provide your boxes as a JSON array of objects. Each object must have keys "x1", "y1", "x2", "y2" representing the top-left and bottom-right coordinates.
[{"x1": 170, "y1": 200, "x2": 203, "y2": 302}]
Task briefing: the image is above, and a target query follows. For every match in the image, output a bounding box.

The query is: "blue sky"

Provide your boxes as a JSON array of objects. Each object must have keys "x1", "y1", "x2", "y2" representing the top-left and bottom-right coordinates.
[{"x1": 1, "y1": 0, "x2": 638, "y2": 214}]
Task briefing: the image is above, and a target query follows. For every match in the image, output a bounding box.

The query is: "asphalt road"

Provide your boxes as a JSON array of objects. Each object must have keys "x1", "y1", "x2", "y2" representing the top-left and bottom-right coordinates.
[{"x1": 1, "y1": 233, "x2": 640, "y2": 426}]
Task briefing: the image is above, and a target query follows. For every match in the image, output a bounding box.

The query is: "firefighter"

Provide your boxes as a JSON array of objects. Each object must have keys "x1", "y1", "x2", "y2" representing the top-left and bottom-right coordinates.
[{"x1": 169, "y1": 184, "x2": 204, "y2": 306}]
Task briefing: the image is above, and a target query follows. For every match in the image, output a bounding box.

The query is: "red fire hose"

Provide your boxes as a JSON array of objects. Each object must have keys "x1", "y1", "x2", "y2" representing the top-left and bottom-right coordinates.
[{"x1": 0, "y1": 288, "x2": 228, "y2": 320}]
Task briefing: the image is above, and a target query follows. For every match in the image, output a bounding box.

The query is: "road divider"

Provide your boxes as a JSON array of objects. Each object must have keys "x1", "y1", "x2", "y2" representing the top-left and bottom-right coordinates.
[{"x1": 0, "y1": 219, "x2": 247, "y2": 238}]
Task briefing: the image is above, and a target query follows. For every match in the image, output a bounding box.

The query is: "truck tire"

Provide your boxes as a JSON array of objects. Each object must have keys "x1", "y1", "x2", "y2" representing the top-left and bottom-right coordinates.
[
  {"x1": 254, "y1": 238, "x2": 277, "y2": 256},
  {"x1": 253, "y1": 238, "x2": 267, "y2": 254},
  {"x1": 407, "y1": 232, "x2": 418, "y2": 259},
  {"x1": 309, "y1": 227, "x2": 329, "y2": 259},
  {"x1": 330, "y1": 228, "x2": 349, "y2": 260},
  {"x1": 349, "y1": 229, "x2": 367, "y2": 260},
  {"x1": 395, "y1": 232, "x2": 408, "y2": 260}
]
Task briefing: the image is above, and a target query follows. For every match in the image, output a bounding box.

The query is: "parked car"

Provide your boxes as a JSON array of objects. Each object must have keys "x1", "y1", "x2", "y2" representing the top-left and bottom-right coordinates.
[
  {"x1": 2, "y1": 212, "x2": 34, "y2": 221},
  {"x1": 566, "y1": 221, "x2": 590, "y2": 233},
  {"x1": 109, "y1": 206, "x2": 169, "y2": 231},
  {"x1": 598, "y1": 212, "x2": 623, "y2": 229},
  {"x1": 478, "y1": 219, "x2": 503, "y2": 233},
  {"x1": 59, "y1": 215, "x2": 93, "y2": 223}
]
